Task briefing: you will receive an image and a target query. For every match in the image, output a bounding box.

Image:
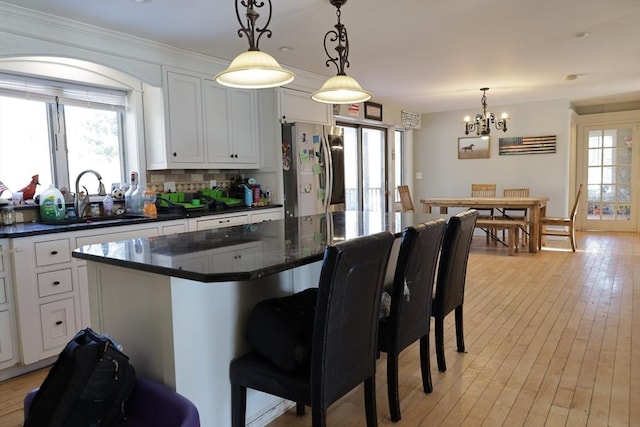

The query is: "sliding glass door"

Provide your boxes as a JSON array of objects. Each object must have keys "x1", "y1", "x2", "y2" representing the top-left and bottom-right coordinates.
[{"x1": 340, "y1": 123, "x2": 387, "y2": 212}]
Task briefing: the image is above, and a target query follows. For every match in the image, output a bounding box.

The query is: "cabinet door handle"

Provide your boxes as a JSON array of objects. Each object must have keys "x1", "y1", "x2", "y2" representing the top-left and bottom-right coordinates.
[
  {"x1": 234, "y1": 154, "x2": 238, "y2": 158},
  {"x1": 53, "y1": 281, "x2": 60, "y2": 286},
  {"x1": 55, "y1": 320, "x2": 63, "y2": 326},
  {"x1": 50, "y1": 250, "x2": 58, "y2": 255},
  {"x1": 173, "y1": 152, "x2": 177, "y2": 157},
  {"x1": 219, "y1": 219, "x2": 230, "y2": 223}
]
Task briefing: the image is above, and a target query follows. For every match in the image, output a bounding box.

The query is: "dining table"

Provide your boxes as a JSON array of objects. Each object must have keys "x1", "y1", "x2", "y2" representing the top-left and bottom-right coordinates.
[{"x1": 419, "y1": 196, "x2": 549, "y2": 253}]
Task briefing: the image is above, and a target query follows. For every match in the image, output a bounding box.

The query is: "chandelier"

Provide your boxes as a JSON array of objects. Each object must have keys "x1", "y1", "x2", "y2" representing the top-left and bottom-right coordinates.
[
  {"x1": 463, "y1": 88, "x2": 509, "y2": 136},
  {"x1": 312, "y1": 0, "x2": 372, "y2": 104},
  {"x1": 215, "y1": 0, "x2": 295, "y2": 89}
]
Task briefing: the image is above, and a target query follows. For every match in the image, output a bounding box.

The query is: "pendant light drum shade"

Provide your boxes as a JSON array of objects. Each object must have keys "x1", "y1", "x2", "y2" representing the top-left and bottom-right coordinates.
[
  {"x1": 215, "y1": 51, "x2": 295, "y2": 89},
  {"x1": 312, "y1": 74, "x2": 371, "y2": 104}
]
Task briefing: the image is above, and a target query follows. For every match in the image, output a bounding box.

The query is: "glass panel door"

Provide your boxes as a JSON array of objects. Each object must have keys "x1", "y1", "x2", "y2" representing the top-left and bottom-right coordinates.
[
  {"x1": 581, "y1": 124, "x2": 638, "y2": 231},
  {"x1": 341, "y1": 124, "x2": 387, "y2": 213}
]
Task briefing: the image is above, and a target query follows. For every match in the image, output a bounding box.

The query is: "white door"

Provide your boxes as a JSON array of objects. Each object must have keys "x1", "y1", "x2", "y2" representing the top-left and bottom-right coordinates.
[{"x1": 577, "y1": 112, "x2": 639, "y2": 232}]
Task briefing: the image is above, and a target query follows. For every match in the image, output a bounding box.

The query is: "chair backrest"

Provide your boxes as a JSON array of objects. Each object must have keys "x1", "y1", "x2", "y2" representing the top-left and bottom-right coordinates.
[
  {"x1": 503, "y1": 188, "x2": 529, "y2": 198},
  {"x1": 398, "y1": 185, "x2": 415, "y2": 212},
  {"x1": 387, "y1": 219, "x2": 447, "y2": 352},
  {"x1": 433, "y1": 210, "x2": 479, "y2": 319},
  {"x1": 569, "y1": 184, "x2": 584, "y2": 220},
  {"x1": 471, "y1": 184, "x2": 496, "y2": 197},
  {"x1": 311, "y1": 231, "x2": 395, "y2": 410}
]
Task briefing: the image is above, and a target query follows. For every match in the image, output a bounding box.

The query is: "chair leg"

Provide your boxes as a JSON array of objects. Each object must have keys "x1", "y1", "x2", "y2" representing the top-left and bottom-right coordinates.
[
  {"x1": 231, "y1": 383, "x2": 247, "y2": 427},
  {"x1": 570, "y1": 226, "x2": 576, "y2": 252},
  {"x1": 386, "y1": 352, "x2": 401, "y2": 421},
  {"x1": 435, "y1": 317, "x2": 446, "y2": 372},
  {"x1": 311, "y1": 407, "x2": 327, "y2": 427},
  {"x1": 419, "y1": 335, "x2": 433, "y2": 394},
  {"x1": 364, "y1": 376, "x2": 378, "y2": 427},
  {"x1": 455, "y1": 306, "x2": 465, "y2": 353},
  {"x1": 296, "y1": 402, "x2": 305, "y2": 417}
]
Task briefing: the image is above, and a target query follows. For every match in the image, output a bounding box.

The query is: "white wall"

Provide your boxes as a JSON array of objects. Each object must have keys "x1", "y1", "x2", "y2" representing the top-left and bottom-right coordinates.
[{"x1": 413, "y1": 99, "x2": 573, "y2": 217}]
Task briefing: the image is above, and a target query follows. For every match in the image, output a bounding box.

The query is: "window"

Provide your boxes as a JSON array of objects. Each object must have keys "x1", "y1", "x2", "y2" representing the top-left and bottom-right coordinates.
[{"x1": 0, "y1": 73, "x2": 126, "y2": 200}]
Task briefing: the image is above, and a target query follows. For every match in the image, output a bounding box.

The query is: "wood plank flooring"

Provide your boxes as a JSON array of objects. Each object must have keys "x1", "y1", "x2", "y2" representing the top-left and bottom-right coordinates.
[{"x1": 1, "y1": 231, "x2": 638, "y2": 427}]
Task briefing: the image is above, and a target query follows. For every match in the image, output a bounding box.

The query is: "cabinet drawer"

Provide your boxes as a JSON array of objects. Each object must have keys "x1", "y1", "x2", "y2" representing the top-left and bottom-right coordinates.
[
  {"x1": 40, "y1": 298, "x2": 76, "y2": 351},
  {"x1": 250, "y1": 210, "x2": 282, "y2": 223},
  {"x1": 35, "y1": 239, "x2": 72, "y2": 266},
  {"x1": 0, "y1": 278, "x2": 5, "y2": 305},
  {"x1": 195, "y1": 215, "x2": 248, "y2": 230},
  {"x1": 37, "y1": 269, "x2": 73, "y2": 298},
  {"x1": 0, "y1": 310, "x2": 14, "y2": 363}
]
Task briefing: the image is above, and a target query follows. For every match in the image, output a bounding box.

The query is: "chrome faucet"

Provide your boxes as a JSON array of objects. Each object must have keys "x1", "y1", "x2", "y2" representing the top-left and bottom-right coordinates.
[{"x1": 74, "y1": 169, "x2": 106, "y2": 218}]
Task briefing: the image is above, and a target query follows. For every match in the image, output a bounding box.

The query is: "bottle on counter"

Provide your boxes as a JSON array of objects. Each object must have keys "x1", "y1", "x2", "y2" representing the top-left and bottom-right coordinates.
[
  {"x1": 124, "y1": 171, "x2": 138, "y2": 213},
  {"x1": 103, "y1": 194, "x2": 114, "y2": 215},
  {"x1": 2, "y1": 201, "x2": 15, "y2": 225},
  {"x1": 264, "y1": 186, "x2": 272, "y2": 203}
]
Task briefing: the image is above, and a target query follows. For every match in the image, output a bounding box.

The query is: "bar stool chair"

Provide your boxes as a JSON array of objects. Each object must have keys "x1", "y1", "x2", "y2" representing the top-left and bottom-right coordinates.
[
  {"x1": 230, "y1": 231, "x2": 395, "y2": 427},
  {"x1": 432, "y1": 209, "x2": 478, "y2": 372},
  {"x1": 377, "y1": 219, "x2": 447, "y2": 422}
]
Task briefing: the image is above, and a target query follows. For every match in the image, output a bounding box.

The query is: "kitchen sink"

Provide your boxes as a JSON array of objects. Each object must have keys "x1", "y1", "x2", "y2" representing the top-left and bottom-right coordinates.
[{"x1": 39, "y1": 214, "x2": 151, "y2": 226}]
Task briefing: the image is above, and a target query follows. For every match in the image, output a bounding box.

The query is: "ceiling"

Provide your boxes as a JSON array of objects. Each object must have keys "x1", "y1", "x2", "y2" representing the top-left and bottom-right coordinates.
[{"x1": 3, "y1": 0, "x2": 640, "y2": 114}]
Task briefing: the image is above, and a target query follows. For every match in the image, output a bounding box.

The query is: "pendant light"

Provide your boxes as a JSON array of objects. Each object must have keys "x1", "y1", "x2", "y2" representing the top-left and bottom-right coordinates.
[
  {"x1": 462, "y1": 88, "x2": 509, "y2": 136},
  {"x1": 215, "y1": 0, "x2": 295, "y2": 89},
  {"x1": 312, "y1": 0, "x2": 372, "y2": 104}
]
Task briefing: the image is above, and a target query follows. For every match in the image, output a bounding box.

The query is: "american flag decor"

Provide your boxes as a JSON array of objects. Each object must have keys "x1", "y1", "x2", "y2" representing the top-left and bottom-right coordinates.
[
  {"x1": 0, "y1": 180, "x2": 8, "y2": 195},
  {"x1": 498, "y1": 135, "x2": 557, "y2": 156}
]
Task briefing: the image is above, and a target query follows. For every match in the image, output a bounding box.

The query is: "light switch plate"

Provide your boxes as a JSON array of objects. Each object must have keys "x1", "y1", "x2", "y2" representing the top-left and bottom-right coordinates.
[
  {"x1": 415, "y1": 172, "x2": 423, "y2": 179},
  {"x1": 164, "y1": 181, "x2": 176, "y2": 192}
]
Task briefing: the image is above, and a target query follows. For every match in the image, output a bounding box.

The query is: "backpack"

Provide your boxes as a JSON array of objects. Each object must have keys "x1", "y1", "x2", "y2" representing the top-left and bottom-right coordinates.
[{"x1": 24, "y1": 327, "x2": 136, "y2": 427}]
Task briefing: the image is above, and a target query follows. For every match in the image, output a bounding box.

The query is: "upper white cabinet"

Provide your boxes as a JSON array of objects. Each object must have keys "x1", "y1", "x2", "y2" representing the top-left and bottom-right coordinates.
[
  {"x1": 279, "y1": 87, "x2": 332, "y2": 125},
  {"x1": 146, "y1": 69, "x2": 260, "y2": 170},
  {"x1": 205, "y1": 82, "x2": 259, "y2": 167}
]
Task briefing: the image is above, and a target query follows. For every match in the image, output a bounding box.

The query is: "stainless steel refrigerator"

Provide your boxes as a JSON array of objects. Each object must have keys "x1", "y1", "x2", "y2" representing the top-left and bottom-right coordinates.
[{"x1": 282, "y1": 122, "x2": 345, "y2": 217}]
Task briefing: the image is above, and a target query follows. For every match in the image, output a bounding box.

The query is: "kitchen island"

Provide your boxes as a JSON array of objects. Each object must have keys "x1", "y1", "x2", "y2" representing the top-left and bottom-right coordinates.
[{"x1": 72, "y1": 211, "x2": 447, "y2": 427}]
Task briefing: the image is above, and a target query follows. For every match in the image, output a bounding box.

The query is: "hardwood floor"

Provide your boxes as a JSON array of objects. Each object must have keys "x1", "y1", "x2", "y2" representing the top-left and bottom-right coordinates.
[{"x1": 1, "y1": 231, "x2": 638, "y2": 426}]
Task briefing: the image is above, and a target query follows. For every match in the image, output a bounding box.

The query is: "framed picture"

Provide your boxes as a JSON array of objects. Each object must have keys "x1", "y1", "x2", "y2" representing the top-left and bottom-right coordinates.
[
  {"x1": 364, "y1": 101, "x2": 383, "y2": 121},
  {"x1": 458, "y1": 136, "x2": 490, "y2": 159}
]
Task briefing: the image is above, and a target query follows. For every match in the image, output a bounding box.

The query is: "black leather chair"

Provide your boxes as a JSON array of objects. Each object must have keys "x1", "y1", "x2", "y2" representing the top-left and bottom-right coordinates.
[
  {"x1": 377, "y1": 219, "x2": 447, "y2": 422},
  {"x1": 432, "y1": 209, "x2": 478, "y2": 372},
  {"x1": 230, "y1": 231, "x2": 395, "y2": 427}
]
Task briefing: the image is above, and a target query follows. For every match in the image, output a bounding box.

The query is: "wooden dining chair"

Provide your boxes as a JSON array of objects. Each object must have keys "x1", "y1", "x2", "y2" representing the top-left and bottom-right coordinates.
[
  {"x1": 500, "y1": 188, "x2": 530, "y2": 245},
  {"x1": 230, "y1": 231, "x2": 395, "y2": 427},
  {"x1": 432, "y1": 209, "x2": 478, "y2": 373},
  {"x1": 471, "y1": 184, "x2": 496, "y2": 243},
  {"x1": 377, "y1": 219, "x2": 447, "y2": 421},
  {"x1": 397, "y1": 185, "x2": 414, "y2": 212},
  {"x1": 539, "y1": 184, "x2": 583, "y2": 252}
]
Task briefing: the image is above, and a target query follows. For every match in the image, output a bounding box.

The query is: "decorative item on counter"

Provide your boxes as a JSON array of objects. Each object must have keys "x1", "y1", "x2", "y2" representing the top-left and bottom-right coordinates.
[
  {"x1": 59, "y1": 187, "x2": 74, "y2": 204},
  {"x1": 143, "y1": 189, "x2": 157, "y2": 216},
  {"x1": 90, "y1": 203, "x2": 101, "y2": 217},
  {"x1": 111, "y1": 187, "x2": 125, "y2": 200},
  {"x1": 65, "y1": 207, "x2": 77, "y2": 220},
  {"x1": 2, "y1": 201, "x2": 15, "y2": 225},
  {"x1": 253, "y1": 185, "x2": 261, "y2": 204},
  {"x1": 18, "y1": 174, "x2": 39, "y2": 202},
  {"x1": 39, "y1": 184, "x2": 66, "y2": 222},
  {"x1": 124, "y1": 171, "x2": 138, "y2": 213},
  {"x1": 11, "y1": 192, "x2": 23, "y2": 206},
  {"x1": 103, "y1": 194, "x2": 114, "y2": 215},
  {"x1": 265, "y1": 186, "x2": 272, "y2": 203},
  {"x1": 0, "y1": 179, "x2": 10, "y2": 198}
]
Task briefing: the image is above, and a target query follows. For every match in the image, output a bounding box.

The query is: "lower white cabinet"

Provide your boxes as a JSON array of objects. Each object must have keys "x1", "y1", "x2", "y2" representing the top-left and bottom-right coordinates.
[
  {"x1": 0, "y1": 239, "x2": 18, "y2": 370},
  {"x1": 0, "y1": 310, "x2": 14, "y2": 364},
  {"x1": 189, "y1": 213, "x2": 249, "y2": 231},
  {"x1": 8, "y1": 219, "x2": 187, "y2": 366}
]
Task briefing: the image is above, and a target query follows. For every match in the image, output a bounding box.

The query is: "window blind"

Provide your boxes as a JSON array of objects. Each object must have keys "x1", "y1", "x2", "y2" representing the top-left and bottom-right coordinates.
[{"x1": 0, "y1": 72, "x2": 127, "y2": 111}]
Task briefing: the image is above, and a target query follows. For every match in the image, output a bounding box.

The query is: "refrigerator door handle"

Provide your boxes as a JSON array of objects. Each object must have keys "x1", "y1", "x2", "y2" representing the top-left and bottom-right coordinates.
[{"x1": 322, "y1": 128, "x2": 333, "y2": 212}]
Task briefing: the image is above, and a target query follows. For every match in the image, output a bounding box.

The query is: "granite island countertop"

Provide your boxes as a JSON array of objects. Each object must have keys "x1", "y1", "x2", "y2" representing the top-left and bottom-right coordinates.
[{"x1": 72, "y1": 211, "x2": 449, "y2": 283}]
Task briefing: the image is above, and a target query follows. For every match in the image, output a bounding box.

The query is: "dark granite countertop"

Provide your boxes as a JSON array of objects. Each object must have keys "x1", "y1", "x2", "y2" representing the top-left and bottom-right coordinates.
[
  {"x1": 72, "y1": 211, "x2": 448, "y2": 283},
  {"x1": 0, "y1": 204, "x2": 283, "y2": 238}
]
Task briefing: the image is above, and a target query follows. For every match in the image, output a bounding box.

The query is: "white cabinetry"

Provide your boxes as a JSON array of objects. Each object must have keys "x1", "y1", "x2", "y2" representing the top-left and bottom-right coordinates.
[
  {"x1": 0, "y1": 239, "x2": 17, "y2": 369},
  {"x1": 249, "y1": 207, "x2": 283, "y2": 223},
  {"x1": 146, "y1": 69, "x2": 260, "y2": 170},
  {"x1": 189, "y1": 213, "x2": 249, "y2": 231},
  {"x1": 12, "y1": 236, "x2": 79, "y2": 364},
  {"x1": 205, "y1": 82, "x2": 259, "y2": 167},
  {"x1": 8, "y1": 219, "x2": 187, "y2": 367},
  {"x1": 280, "y1": 87, "x2": 332, "y2": 125}
]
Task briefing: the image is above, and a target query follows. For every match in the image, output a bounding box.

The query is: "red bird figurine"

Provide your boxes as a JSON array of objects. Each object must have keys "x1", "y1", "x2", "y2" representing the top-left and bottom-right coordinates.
[{"x1": 19, "y1": 174, "x2": 40, "y2": 201}]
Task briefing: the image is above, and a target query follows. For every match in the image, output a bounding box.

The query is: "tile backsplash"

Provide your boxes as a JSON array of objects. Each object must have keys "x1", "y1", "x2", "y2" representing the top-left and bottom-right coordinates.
[{"x1": 145, "y1": 170, "x2": 238, "y2": 193}]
